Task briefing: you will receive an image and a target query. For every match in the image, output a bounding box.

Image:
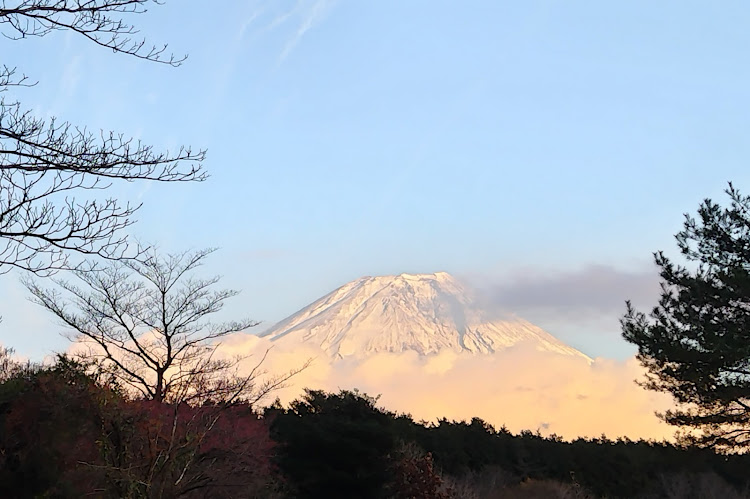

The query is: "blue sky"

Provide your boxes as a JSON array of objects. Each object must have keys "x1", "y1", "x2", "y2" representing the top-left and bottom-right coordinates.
[{"x1": 3, "y1": 0, "x2": 750, "y2": 360}]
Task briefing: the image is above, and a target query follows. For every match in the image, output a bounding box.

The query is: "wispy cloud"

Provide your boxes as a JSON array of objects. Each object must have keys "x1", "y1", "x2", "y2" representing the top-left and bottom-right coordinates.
[
  {"x1": 240, "y1": 0, "x2": 337, "y2": 65},
  {"x1": 265, "y1": 2, "x2": 300, "y2": 34},
  {"x1": 278, "y1": 0, "x2": 336, "y2": 64},
  {"x1": 44, "y1": 54, "x2": 83, "y2": 117},
  {"x1": 60, "y1": 56, "x2": 82, "y2": 98},
  {"x1": 237, "y1": 4, "x2": 264, "y2": 41}
]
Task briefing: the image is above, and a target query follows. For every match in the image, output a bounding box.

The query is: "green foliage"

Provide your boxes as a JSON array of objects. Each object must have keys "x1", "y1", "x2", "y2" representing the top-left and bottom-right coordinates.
[
  {"x1": 622, "y1": 183, "x2": 750, "y2": 450},
  {"x1": 267, "y1": 388, "x2": 750, "y2": 498},
  {"x1": 410, "y1": 418, "x2": 750, "y2": 497},
  {"x1": 267, "y1": 389, "x2": 398, "y2": 498},
  {"x1": 4, "y1": 355, "x2": 750, "y2": 498}
]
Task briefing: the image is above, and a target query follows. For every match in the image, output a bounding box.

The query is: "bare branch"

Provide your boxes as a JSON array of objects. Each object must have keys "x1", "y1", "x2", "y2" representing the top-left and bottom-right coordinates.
[
  {"x1": 0, "y1": 1, "x2": 204, "y2": 274},
  {"x1": 0, "y1": 102, "x2": 206, "y2": 274},
  {"x1": 0, "y1": 1, "x2": 186, "y2": 65},
  {"x1": 22, "y1": 249, "x2": 283, "y2": 404}
]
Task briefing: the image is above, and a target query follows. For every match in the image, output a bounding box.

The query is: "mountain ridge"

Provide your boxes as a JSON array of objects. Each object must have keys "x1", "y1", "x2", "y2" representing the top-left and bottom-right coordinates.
[{"x1": 260, "y1": 272, "x2": 590, "y2": 361}]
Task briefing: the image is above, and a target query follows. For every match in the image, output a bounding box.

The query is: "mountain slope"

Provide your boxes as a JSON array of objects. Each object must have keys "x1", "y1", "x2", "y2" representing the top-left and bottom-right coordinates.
[{"x1": 260, "y1": 272, "x2": 589, "y2": 361}]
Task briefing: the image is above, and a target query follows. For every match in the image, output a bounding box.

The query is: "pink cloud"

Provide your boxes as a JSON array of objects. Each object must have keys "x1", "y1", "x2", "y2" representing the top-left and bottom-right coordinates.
[{"x1": 221, "y1": 335, "x2": 675, "y2": 441}]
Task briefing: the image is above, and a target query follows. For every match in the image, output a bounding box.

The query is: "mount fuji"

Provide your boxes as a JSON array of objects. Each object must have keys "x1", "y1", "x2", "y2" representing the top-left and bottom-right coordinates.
[{"x1": 260, "y1": 272, "x2": 590, "y2": 362}]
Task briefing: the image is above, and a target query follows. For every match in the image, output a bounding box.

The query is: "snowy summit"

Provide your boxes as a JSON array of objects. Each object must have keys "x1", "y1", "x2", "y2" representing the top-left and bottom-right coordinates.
[{"x1": 260, "y1": 272, "x2": 590, "y2": 361}]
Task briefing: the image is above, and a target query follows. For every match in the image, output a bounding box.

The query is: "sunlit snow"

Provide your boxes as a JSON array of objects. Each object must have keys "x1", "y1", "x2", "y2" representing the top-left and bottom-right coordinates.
[{"x1": 260, "y1": 272, "x2": 591, "y2": 361}]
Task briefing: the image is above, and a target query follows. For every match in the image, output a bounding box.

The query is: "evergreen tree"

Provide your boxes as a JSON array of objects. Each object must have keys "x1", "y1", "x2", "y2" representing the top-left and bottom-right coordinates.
[
  {"x1": 267, "y1": 389, "x2": 397, "y2": 499},
  {"x1": 622, "y1": 183, "x2": 750, "y2": 451}
]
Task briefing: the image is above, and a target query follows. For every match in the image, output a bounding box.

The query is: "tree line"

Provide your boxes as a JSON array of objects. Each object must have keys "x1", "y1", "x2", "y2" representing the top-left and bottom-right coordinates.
[{"x1": 2, "y1": 358, "x2": 750, "y2": 498}]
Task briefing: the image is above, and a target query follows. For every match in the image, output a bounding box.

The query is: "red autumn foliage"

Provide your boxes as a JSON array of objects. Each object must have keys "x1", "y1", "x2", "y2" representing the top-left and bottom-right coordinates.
[
  {"x1": 108, "y1": 399, "x2": 277, "y2": 497},
  {"x1": 0, "y1": 359, "x2": 280, "y2": 498},
  {"x1": 0, "y1": 362, "x2": 113, "y2": 495},
  {"x1": 389, "y1": 445, "x2": 453, "y2": 499}
]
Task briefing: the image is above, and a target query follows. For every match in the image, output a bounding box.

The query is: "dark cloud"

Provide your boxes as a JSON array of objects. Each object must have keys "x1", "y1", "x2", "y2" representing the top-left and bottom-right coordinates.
[{"x1": 468, "y1": 264, "x2": 662, "y2": 324}]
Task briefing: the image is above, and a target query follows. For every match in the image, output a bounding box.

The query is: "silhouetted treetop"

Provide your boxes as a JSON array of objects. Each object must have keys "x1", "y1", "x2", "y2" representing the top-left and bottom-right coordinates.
[{"x1": 622, "y1": 183, "x2": 750, "y2": 451}]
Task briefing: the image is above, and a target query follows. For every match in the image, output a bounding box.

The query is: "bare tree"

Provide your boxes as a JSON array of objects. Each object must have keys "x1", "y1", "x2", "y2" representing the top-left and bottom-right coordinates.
[
  {"x1": 1, "y1": 1, "x2": 206, "y2": 274},
  {"x1": 24, "y1": 249, "x2": 303, "y2": 404}
]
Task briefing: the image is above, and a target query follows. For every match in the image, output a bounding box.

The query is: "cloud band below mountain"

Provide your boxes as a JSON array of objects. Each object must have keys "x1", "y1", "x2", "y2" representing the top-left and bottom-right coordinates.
[{"x1": 222, "y1": 334, "x2": 675, "y2": 441}]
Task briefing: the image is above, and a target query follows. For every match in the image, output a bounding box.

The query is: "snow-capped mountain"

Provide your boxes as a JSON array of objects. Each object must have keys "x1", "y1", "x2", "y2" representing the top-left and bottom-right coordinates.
[{"x1": 260, "y1": 272, "x2": 590, "y2": 361}]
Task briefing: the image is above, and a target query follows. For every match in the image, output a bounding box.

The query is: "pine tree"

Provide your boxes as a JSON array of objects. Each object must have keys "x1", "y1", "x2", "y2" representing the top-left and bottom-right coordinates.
[{"x1": 622, "y1": 183, "x2": 750, "y2": 451}]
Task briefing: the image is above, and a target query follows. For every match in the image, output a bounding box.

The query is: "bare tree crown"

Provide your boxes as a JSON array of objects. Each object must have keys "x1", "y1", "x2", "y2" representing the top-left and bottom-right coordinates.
[
  {"x1": 1, "y1": 1, "x2": 206, "y2": 275},
  {"x1": 24, "y1": 249, "x2": 301, "y2": 404}
]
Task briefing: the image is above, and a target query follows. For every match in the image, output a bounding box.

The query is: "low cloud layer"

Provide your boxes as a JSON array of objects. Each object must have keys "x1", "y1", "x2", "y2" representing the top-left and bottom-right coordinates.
[{"x1": 221, "y1": 334, "x2": 675, "y2": 441}]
